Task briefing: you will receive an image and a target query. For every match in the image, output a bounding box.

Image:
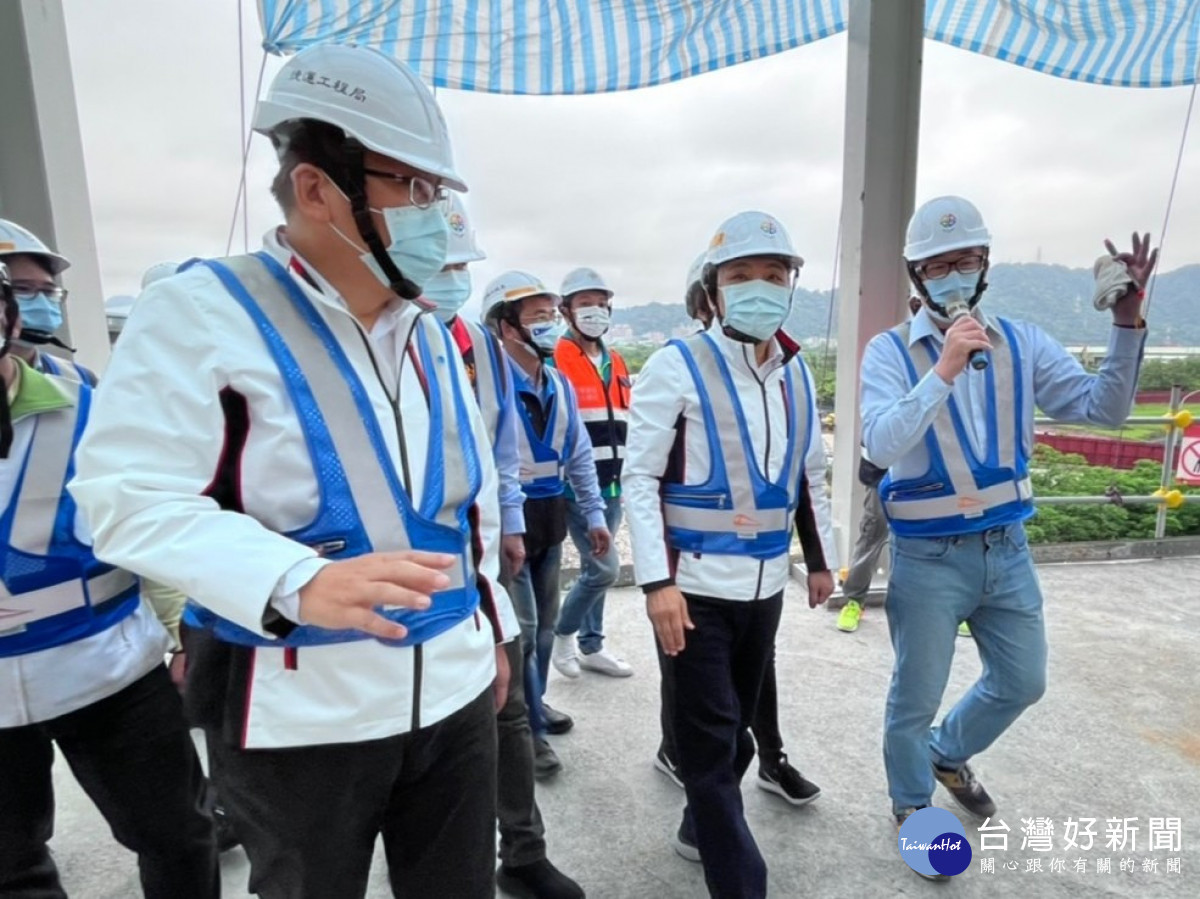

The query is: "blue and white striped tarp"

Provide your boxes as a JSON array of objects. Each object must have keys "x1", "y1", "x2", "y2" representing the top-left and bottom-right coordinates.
[{"x1": 258, "y1": 1, "x2": 1200, "y2": 93}]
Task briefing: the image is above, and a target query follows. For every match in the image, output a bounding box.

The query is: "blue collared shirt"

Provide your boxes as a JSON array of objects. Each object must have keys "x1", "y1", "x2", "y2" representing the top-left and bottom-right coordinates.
[
  {"x1": 509, "y1": 359, "x2": 607, "y2": 531},
  {"x1": 861, "y1": 306, "x2": 1146, "y2": 483},
  {"x1": 492, "y1": 352, "x2": 527, "y2": 537}
]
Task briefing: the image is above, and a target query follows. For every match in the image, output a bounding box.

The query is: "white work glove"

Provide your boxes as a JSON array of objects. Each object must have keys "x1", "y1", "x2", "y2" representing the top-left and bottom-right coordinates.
[{"x1": 1092, "y1": 254, "x2": 1135, "y2": 311}]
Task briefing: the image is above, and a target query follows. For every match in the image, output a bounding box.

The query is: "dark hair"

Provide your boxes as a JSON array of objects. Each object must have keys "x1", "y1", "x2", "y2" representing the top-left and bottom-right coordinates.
[{"x1": 268, "y1": 119, "x2": 355, "y2": 213}]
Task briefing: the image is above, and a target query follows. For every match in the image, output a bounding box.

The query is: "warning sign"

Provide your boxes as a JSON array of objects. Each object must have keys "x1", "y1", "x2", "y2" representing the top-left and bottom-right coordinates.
[{"x1": 1177, "y1": 424, "x2": 1200, "y2": 486}]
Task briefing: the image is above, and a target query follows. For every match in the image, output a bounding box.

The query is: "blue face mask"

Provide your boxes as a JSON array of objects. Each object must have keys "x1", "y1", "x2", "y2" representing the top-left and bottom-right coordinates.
[
  {"x1": 423, "y1": 269, "x2": 472, "y2": 323},
  {"x1": 720, "y1": 280, "x2": 792, "y2": 342},
  {"x1": 923, "y1": 271, "x2": 980, "y2": 317},
  {"x1": 329, "y1": 180, "x2": 450, "y2": 292},
  {"x1": 17, "y1": 292, "x2": 64, "y2": 334},
  {"x1": 526, "y1": 320, "x2": 566, "y2": 357}
]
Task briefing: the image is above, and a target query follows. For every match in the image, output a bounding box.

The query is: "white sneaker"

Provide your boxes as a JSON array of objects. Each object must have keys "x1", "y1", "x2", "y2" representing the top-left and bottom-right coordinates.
[
  {"x1": 551, "y1": 634, "x2": 581, "y2": 678},
  {"x1": 577, "y1": 648, "x2": 633, "y2": 677}
]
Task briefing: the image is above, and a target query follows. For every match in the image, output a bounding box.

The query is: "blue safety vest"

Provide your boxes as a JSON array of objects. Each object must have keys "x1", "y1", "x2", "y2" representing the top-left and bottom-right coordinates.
[
  {"x1": 661, "y1": 333, "x2": 812, "y2": 561},
  {"x1": 181, "y1": 252, "x2": 483, "y2": 648},
  {"x1": 38, "y1": 352, "x2": 97, "y2": 387},
  {"x1": 879, "y1": 317, "x2": 1034, "y2": 537},
  {"x1": 513, "y1": 365, "x2": 577, "y2": 500},
  {"x1": 0, "y1": 380, "x2": 139, "y2": 658},
  {"x1": 461, "y1": 317, "x2": 510, "y2": 448}
]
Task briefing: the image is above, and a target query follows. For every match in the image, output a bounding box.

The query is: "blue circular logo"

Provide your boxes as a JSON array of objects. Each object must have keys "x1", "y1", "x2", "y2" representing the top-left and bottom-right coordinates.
[{"x1": 898, "y1": 807, "x2": 972, "y2": 877}]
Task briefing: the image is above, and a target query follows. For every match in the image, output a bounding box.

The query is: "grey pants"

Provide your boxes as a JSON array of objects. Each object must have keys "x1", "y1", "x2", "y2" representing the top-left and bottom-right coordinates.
[
  {"x1": 497, "y1": 637, "x2": 547, "y2": 867},
  {"x1": 842, "y1": 485, "x2": 890, "y2": 599}
]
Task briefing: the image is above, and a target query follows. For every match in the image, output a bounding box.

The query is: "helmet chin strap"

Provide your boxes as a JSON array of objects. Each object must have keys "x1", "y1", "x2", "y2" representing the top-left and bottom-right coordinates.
[
  {"x1": 16, "y1": 330, "x2": 75, "y2": 352},
  {"x1": 341, "y1": 139, "x2": 422, "y2": 301}
]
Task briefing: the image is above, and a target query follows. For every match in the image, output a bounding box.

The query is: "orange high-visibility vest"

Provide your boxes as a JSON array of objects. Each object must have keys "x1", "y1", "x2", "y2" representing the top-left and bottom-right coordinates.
[{"x1": 553, "y1": 337, "x2": 631, "y2": 490}]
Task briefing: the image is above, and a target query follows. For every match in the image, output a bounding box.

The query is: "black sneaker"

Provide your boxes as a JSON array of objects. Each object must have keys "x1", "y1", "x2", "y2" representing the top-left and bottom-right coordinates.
[
  {"x1": 542, "y1": 703, "x2": 574, "y2": 735},
  {"x1": 496, "y1": 858, "x2": 585, "y2": 899},
  {"x1": 534, "y1": 738, "x2": 562, "y2": 780},
  {"x1": 672, "y1": 816, "x2": 700, "y2": 863},
  {"x1": 931, "y1": 761, "x2": 996, "y2": 818},
  {"x1": 895, "y1": 806, "x2": 951, "y2": 882},
  {"x1": 654, "y1": 747, "x2": 684, "y2": 789},
  {"x1": 756, "y1": 754, "x2": 821, "y2": 806}
]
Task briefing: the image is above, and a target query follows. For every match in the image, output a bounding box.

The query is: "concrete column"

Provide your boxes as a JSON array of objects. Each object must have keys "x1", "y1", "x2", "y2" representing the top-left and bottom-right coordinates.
[
  {"x1": 0, "y1": 0, "x2": 110, "y2": 372},
  {"x1": 830, "y1": 0, "x2": 924, "y2": 567}
]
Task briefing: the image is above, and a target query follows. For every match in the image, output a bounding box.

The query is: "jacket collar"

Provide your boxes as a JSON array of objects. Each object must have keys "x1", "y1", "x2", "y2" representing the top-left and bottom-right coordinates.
[{"x1": 9, "y1": 357, "x2": 75, "y2": 424}]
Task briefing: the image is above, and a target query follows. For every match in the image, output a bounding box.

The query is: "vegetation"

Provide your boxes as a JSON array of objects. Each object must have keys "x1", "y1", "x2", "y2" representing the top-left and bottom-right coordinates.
[{"x1": 1026, "y1": 446, "x2": 1200, "y2": 544}]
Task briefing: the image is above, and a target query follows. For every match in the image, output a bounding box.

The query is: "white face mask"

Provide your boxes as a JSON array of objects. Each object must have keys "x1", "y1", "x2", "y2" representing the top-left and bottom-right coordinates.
[
  {"x1": 720, "y1": 280, "x2": 793, "y2": 342},
  {"x1": 423, "y1": 268, "x2": 472, "y2": 323},
  {"x1": 572, "y1": 305, "x2": 611, "y2": 339}
]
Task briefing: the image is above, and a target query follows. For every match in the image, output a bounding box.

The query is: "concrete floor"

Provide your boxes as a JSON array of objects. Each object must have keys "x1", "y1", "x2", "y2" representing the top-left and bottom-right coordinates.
[{"x1": 47, "y1": 557, "x2": 1199, "y2": 898}]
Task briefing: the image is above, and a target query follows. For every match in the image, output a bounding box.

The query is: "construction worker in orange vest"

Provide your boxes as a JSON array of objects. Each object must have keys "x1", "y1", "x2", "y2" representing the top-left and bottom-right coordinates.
[{"x1": 550, "y1": 269, "x2": 634, "y2": 679}]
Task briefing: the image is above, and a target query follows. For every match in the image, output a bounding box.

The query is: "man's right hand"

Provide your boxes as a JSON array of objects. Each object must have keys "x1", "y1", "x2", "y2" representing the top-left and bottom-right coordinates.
[
  {"x1": 646, "y1": 585, "x2": 694, "y2": 656},
  {"x1": 933, "y1": 315, "x2": 992, "y2": 383},
  {"x1": 297, "y1": 551, "x2": 455, "y2": 640}
]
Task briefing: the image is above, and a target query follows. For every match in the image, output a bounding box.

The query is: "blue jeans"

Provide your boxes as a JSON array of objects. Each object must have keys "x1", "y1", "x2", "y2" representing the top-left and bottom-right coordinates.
[
  {"x1": 508, "y1": 542, "x2": 563, "y2": 739},
  {"x1": 883, "y1": 522, "x2": 1047, "y2": 812},
  {"x1": 555, "y1": 494, "x2": 622, "y2": 655}
]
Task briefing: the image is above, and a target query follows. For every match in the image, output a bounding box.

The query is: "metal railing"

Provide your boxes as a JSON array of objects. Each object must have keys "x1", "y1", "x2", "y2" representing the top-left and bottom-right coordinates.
[{"x1": 1033, "y1": 384, "x2": 1199, "y2": 539}]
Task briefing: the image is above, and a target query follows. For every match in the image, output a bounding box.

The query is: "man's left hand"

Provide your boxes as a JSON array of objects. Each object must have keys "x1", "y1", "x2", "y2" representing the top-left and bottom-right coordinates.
[
  {"x1": 1104, "y1": 232, "x2": 1159, "y2": 326},
  {"x1": 588, "y1": 527, "x2": 612, "y2": 558},
  {"x1": 493, "y1": 644, "x2": 511, "y2": 711},
  {"x1": 807, "y1": 570, "x2": 835, "y2": 609}
]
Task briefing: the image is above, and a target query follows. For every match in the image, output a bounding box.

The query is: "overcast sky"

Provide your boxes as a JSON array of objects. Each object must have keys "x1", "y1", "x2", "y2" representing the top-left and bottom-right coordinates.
[{"x1": 62, "y1": 0, "x2": 1199, "y2": 320}]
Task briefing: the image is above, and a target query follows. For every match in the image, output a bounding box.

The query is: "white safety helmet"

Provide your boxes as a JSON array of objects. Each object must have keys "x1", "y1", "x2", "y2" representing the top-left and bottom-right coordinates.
[
  {"x1": 684, "y1": 251, "x2": 709, "y2": 322},
  {"x1": 141, "y1": 261, "x2": 180, "y2": 289},
  {"x1": 105, "y1": 294, "x2": 136, "y2": 341},
  {"x1": 481, "y1": 270, "x2": 557, "y2": 325},
  {"x1": 560, "y1": 267, "x2": 612, "y2": 302},
  {"x1": 442, "y1": 194, "x2": 485, "y2": 265},
  {"x1": 253, "y1": 42, "x2": 466, "y2": 192},
  {"x1": 0, "y1": 219, "x2": 71, "y2": 275},
  {"x1": 904, "y1": 196, "x2": 991, "y2": 262},
  {"x1": 705, "y1": 211, "x2": 803, "y2": 271}
]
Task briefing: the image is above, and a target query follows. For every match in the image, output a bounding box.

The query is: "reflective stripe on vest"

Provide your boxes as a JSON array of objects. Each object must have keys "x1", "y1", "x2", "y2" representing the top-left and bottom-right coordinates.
[
  {"x1": 182, "y1": 253, "x2": 483, "y2": 648},
  {"x1": 37, "y1": 353, "x2": 97, "y2": 387},
  {"x1": 662, "y1": 333, "x2": 811, "y2": 561},
  {"x1": 515, "y1": 367, "x2": 575, "y2": 498},
  {"x1": 462, "y1": 318, "x2": 508, "y2": 446},
  {"x1": 879, "y1": 317, "x2": 1034, "y2": 537},
  {"x1": 0, "y1": 381, "x2": 139, "y2": 658}
]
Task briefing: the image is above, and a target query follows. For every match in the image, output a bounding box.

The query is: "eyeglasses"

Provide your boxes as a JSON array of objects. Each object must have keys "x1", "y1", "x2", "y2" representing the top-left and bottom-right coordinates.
[
  {"x1": 520, "y1": 311, "x2": 563, "y2": 327},
  {"x1": 10, "y1": 282, "x2": 68, "y2": 303},
  {"x1": 917, "y1": 255, "x2": 985, "y2": 281},
  {"x1": 362, "y1": 168, "x2": 447, "y2": 210}
]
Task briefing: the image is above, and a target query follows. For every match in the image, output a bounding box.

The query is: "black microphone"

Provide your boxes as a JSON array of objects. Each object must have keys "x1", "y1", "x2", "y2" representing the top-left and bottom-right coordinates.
[{"x1": 945, "y1": 300, "x2": 989, "y2": 371}]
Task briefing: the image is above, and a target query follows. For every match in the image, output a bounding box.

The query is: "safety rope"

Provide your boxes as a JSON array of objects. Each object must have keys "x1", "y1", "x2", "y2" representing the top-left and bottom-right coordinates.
[
  {"x1": 225, "y1": 0, "x2": 268, "y2": 257},
  {"x1": 1144, "y1": 72, "x2": 1198, "y2": 317}
]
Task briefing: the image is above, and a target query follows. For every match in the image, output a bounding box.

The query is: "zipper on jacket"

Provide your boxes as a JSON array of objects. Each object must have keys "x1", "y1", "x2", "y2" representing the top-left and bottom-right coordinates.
[
  {"x1": 411, "y1": 644, "x2": 424, "y2": 730},
  {"x1": 752, "y1": 353, "x2": 772, "y2": 601}
]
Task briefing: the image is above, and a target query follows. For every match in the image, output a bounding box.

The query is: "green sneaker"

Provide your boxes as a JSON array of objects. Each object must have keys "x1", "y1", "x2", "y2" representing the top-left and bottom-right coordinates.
[
  {"x1": 837, "y1": 600, "x2": 864, "y2": 633},
  {"x1": 958, "y1": 621, "x2": 972, "y2": 638}
]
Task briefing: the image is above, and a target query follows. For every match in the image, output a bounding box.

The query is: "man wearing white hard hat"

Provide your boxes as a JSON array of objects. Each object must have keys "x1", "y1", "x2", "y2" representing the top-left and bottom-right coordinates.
[
  {"x1": 651, "y1": 252, "x2": 824, "y2": 813},
  {"x1": 0, "y1": 219, "x2": 96, "y2": 385},
  {"x1": 625, "y1": 212, "x2": 836, "y2": 898},
  {"x1": 861, "y1": 195, "x2": 1155, "y2": 879},
  {"x1": 425, "y1": 202, "x2": 584, "y2": 899},
  {"x1": 550, "y1": 267, "x2": 633, "y2": 680},
  {"x1": 482, "y1": 271, "x2": 610, "y2": 781},
  {"x1": 0, "y1": 261, "x2": 218, "y2": 897},
  {"x1": 71, "y1": 43, "x2": 516, "y2": 897}
]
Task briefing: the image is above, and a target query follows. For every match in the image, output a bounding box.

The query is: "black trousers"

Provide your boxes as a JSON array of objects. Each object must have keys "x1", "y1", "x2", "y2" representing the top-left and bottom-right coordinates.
[
  {"x1": 666, "y1": 592, "x2": 783, "y2": 899},
  {"x1": 497, "y1": 637, "x2": 547, "y2": 867},
  {"x1": 658, "y1": 634, "x2": 785, "y2": 767},
  {"x1": 0, "y1": 665, "x2": 218, "y2": 899},
  {"x1": 208, "y1": 688, "x2": 498, "y2": 899}
]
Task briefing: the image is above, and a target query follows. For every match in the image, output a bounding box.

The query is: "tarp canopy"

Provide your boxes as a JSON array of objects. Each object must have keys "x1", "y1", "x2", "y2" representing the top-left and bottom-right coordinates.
[{"x1": 259, "y1": 1, "x2": 1200, "y2": 93}]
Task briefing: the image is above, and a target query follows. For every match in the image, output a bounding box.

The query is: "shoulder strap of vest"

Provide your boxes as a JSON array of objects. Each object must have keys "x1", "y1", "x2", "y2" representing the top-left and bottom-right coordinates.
[{"x1": 9, "y1": 379, "x2": 86, "y2": 557}]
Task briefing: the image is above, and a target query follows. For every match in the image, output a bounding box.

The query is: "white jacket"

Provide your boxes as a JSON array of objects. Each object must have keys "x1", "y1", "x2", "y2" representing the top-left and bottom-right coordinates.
[
  {"x1": 624, "y1": 324, "x2": 836, "y2": 601},
  {"x1": 70, "y1": 231, "x2": 516, "y2": 749}
]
